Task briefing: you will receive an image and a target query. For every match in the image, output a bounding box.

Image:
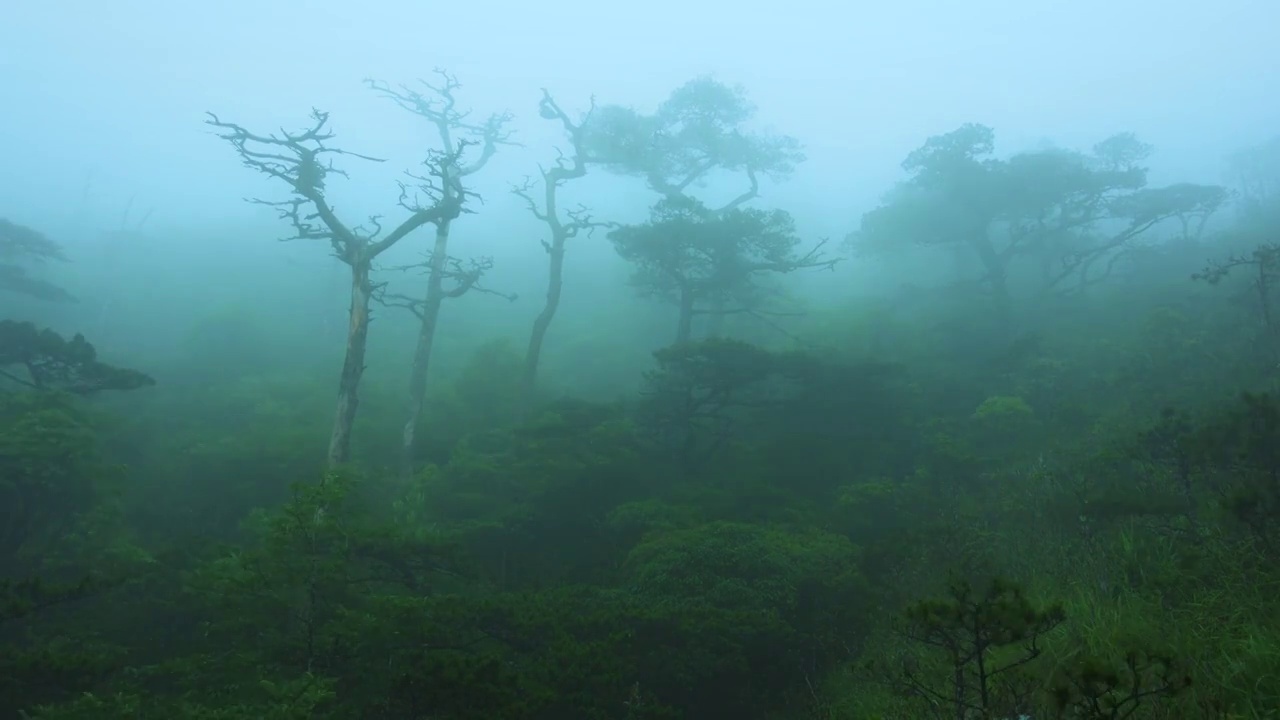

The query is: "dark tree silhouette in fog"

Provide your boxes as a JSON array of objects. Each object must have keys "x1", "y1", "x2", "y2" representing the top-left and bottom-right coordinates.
[
  {"x1": 512, "y1": 89, "x2": 613, "y2": 406},
  {"x1": 0, "y1": 219, "x2": 75, "y2": 304}
]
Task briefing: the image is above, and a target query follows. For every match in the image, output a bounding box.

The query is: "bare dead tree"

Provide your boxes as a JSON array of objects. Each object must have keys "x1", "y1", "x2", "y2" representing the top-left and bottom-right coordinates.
[
  {"x1": 205, "y1": 108, "x2": 464, "y2": 468},
  {"x1": 374, "y1": 253, "x2": 516, "y2": 317},
  {"x1": 511, "y1": 90, "x2": 615, "y2": 407},
  {"x1": 364, "y1": 70, "x2": 516, "y2": 478}
]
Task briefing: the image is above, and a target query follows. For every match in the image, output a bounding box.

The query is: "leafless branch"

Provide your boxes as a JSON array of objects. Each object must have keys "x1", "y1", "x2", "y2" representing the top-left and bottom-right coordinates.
[
  {"x1": 1043, "y1": 216, "x2": 1162, "y2": 292},
  {"x1": 513, "y1": 91, "x2": 614, "y2": 252},
  {"x1": 511, "y1": 177, "x2": 551, "y2": 223},
  {"x1": 205, "y1": 109, "x2": 464, "y2": 266},
  {"x1": 365, "y1": 71, "x2": 517, "y2": 179},
  {"x1": 747, "y1": 238, "x2": 841, "y2": 274},
  {"x1": 377, "y1": 253, "x2": 516, "y2": 306},
  {"x1": 371, "y1": 288, "x2": 427, "y2": 320},
  {"x1": 398, "y1": 142, "x2": 475, "y2": 213}
]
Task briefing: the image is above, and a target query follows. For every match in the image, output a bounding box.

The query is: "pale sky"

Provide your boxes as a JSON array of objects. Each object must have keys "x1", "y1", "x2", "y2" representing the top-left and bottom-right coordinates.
[{"x1": 3, "y1": 0, "x2": 1278, "y2": 252}]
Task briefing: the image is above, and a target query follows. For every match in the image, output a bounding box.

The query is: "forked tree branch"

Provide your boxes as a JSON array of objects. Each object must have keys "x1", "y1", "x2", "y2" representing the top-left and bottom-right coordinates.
[{"x1": 205, "y1": 109, "x2": 465, "y2": 267}]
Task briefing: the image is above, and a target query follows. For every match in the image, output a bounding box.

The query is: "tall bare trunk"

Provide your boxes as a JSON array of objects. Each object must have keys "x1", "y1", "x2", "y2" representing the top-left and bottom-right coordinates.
[
  {"x1": 400, "y1": 220, "x2": 451, "y2": 477},
  {"x1": 521, "y1": 244, "x2": 565, "y2": 408},
  {"x1": 328, "y1": 262, "x2": 373, "y2": 468}
]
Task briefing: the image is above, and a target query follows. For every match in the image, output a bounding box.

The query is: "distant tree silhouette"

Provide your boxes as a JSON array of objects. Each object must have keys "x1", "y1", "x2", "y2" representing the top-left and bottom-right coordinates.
[
  {"x1": 583, "y1": 77, "x2": 832, "y2": 340},
  {"x1": 851, "y1": 125, "x2": 1227, "y2": 326},
  {"x1": 0, "y1": 320, "x2": 152, "y2": 395},
  {"x1": 611, "y1": 197, "x2": 835, "y2": 344},
  {"x1": 0, "y1": 218, "x2": 75, "y2": 303}
]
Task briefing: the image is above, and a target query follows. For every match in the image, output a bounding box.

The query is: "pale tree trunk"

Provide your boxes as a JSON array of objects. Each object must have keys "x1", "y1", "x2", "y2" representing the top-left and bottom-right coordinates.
[
  {"x1": 327, "y1": 262, "x2": 373, "y2": 467},
  {"x1": 205, "y1": 105, "x2": 467, "y2": 475},
  {"x1": 361, "y1": 74, "x2": 510, "y2": 476},
  {"x1": 400, "y1": 219, "x2": 452, "y2": 477},
  {"x1": 521, "y1": 243, "x2": 565, "y2": 408}
]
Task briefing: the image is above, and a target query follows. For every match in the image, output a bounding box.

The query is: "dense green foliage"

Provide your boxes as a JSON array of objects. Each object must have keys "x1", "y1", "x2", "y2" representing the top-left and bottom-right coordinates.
[{"x1": 4, "y1": 83, "x2": 1280, "y2": 719}]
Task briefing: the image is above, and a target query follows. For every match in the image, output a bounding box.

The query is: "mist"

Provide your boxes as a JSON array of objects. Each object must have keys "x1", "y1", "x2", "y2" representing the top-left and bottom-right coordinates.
[{"x1": 4, "y1": 1, "x2": 1280, "y2": 717}]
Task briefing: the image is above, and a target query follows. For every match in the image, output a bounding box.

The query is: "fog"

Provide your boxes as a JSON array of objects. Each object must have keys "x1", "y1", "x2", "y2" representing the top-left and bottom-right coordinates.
[
  {"x1": 9, "y1": 4, "x2": 1280, "y2": 716},
  {"x1": 3, "y1": 0, "x2": 1279, "y2": 376},
  {"x1": 7, "y1": 1, "x2": 1276, "y2": 225}
]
